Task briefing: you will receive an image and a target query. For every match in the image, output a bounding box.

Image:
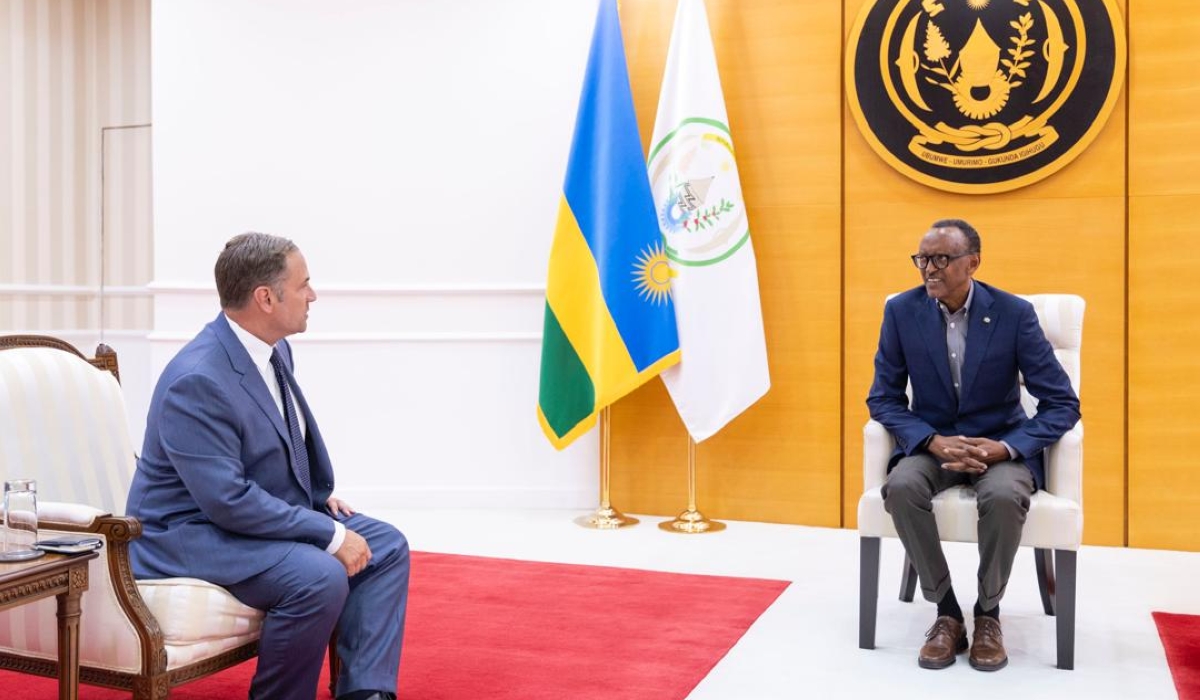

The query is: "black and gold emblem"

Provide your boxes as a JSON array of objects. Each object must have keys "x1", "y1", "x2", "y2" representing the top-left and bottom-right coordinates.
[{"x1": 846, "y1": 0, "x2": 1126, "y2": 194}]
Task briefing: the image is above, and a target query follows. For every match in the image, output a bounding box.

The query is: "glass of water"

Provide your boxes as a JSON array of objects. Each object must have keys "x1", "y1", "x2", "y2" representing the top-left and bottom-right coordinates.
[{"x1": 0, "y1": 478, "x2": 41, "y2": 561}]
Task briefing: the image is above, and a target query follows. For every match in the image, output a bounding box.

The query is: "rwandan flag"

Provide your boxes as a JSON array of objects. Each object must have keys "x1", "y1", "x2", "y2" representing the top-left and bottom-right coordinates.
[{"x1": 537, "y1": 0, "x2": 681, "y2": 450}]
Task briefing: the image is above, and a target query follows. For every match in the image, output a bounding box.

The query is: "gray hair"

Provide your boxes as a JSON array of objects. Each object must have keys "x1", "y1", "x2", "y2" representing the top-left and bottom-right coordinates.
[{"x1": 214, "y1": 232, "x2": 298, "y2": 309}]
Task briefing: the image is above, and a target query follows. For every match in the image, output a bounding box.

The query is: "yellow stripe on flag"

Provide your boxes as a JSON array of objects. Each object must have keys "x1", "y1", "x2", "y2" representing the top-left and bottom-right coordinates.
[
  {"x1": 536, "y1": 406, "x2": 597, "y2": 452},
  {"x1": 545, "y1": 197, "x2": 639, "y2": 405}
]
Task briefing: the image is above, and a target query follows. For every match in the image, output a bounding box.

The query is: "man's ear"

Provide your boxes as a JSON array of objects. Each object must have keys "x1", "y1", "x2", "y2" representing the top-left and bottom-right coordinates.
[
  {"x1": 251, "y1": 285, "x2": 273, "y2": 313},
  {"x1": 968, "y1": 253, "x2": 981, "y2": 275}
]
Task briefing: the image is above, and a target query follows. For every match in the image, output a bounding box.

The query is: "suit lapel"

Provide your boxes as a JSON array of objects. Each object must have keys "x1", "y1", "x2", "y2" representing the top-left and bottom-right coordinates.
[
  {"x1": 916, "y1": 296, "x2": 957, "y2": 399},
  {"x1": 959, "y1": 283, "x2": 997, "y2": 404},
  {"x1": 212, "y1": 314, "x2": 289, "y2": 446}
]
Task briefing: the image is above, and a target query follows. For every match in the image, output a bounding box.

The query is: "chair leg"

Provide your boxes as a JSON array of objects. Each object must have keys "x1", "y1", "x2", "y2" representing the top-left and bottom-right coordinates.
[
  {"x1": 132, "y1": 674, "x2": 170, "y2": 700},
  {"x1": 899, "y1": 553, "x2": 917, "y2": 602},
  {"x1": 860, "y1": 536, "x2": 881, "y2": 650},
  {"x1": 1055, "y1": 549, "x2": 1077, "y2": 670},
  {"x1": 1035, "y1": 547, "x2": 1056, "y2": 615}
]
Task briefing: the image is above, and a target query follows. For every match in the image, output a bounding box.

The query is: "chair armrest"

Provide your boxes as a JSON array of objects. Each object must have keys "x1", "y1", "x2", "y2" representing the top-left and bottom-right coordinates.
[
  {"x1": 1044, "y1": 421, "x2": 1083, "y2": 505},
  {"x1": 36, "y1": 500, "x2": 109, "y2": 526},
  {"x1": 863, "y1": 419, "x2": 895, "y2": 491},
  {"x1": 36, "y1": 512, "x2": 168, "y2": 675}
]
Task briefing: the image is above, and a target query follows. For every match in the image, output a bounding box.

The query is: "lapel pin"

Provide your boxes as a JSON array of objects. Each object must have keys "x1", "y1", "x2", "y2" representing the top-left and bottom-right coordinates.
[{"x1": 983, "y1": 317, "x2": 991, "y2": 324}]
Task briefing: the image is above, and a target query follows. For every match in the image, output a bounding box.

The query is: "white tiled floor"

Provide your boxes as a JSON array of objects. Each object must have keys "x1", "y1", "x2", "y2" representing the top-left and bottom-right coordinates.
[{"x1": 374, "y1": 507, "x2": 1197, "y2": 699}]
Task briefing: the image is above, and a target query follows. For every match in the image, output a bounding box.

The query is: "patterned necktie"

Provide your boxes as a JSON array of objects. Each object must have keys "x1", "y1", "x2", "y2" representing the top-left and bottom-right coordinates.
[{"x1": 270, "y1": 349, "x2": 312, "y2": 495}]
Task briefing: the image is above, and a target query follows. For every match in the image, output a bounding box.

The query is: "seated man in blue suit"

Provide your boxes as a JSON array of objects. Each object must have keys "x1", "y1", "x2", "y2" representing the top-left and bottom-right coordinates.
[
  {"x1": 127, "y1": 232, "x2": 408, "y2": 700},
  {"x1": 867, "y1": 219, "x2": 1079, "y2": 672}
]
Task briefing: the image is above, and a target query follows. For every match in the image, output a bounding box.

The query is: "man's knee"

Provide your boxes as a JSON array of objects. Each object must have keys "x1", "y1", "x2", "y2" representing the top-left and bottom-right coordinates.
[
  {"x1": 976, "y1": 465, "x2": 1033, "y2": 519},
  {"x1": 256, "y1": 553, "x2": 350, "y2": 629},
  {"x1": 353, "y1": 519, "x2": 409, "y2": 583},
  {"x1": 382, "y1": 524, "x2": 408, "y2": 557},
  {"x1": 978, "y1": 488, "x2": 1030, "y2": 520},
  {"x1": 361, "y1": 518, "x2": 407, "y2": 559},
  {"x1": 379, "y1": 526, "x2": 410, "y2": 579},
  {"x1": 884, "y1": 463, "x2": 935, "y2": 511},
  {"x1": 314, "y1": 554, "x2": 352, "y2": 599}
]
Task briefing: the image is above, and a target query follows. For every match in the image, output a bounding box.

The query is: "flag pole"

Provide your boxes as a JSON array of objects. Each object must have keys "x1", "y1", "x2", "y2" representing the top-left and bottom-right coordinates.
[
  {"x1": 659, "y1": 434, "x2": 725, "y2": 533},
  {"x1": 575, "y1": 406, "x2": 639, "y2": 529}
]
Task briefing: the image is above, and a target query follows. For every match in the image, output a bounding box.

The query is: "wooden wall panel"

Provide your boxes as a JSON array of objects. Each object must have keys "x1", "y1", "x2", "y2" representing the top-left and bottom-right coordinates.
[
  {"x1": 1127, "y1": 1, "x2": 1200, "y2": 550},
  {"x1": 612, "y1": 0, "x2": 844, "y2": 526},
  {"x1": 841, "y1": 0, "x2": 1127, "y2": 546},
  {"x1": 1128, "y1": 197, "x2": 1200, "y2": 550}
]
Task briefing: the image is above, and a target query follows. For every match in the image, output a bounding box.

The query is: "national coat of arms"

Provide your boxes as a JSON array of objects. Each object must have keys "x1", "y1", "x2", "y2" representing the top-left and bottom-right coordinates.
[{"x1": 846, "y1": 0, "x2": 1126, "y2": 193}]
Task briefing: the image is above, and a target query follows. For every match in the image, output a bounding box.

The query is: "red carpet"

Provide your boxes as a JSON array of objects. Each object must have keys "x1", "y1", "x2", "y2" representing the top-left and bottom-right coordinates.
[
  {"x1": 1155, "y1": 611, "x2": 1200, "y2": 700},
  {"x1": 0, "y1": 551, "x2": 789, "y2": 699}
]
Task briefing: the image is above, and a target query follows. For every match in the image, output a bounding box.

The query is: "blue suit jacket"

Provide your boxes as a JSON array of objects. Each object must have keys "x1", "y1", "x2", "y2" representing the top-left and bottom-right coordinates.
[
  {"x1": 127, "y1": 313, "x2": 337, "y2": 585},
  {"x1": 866, "y1": 282, "x2": 1080, "y2": 489}
]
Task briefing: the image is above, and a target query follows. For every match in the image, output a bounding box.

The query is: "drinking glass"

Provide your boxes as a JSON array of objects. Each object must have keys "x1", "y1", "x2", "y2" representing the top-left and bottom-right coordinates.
[{"x1": 0, "y1": 478, "x2": 41, "y2": 561}]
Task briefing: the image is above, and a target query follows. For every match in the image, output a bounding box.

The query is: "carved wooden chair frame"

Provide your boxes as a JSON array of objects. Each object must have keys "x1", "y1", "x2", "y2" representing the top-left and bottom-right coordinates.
[{"x1": 0, "y1": 335, "x2": 344, "y2": 698}]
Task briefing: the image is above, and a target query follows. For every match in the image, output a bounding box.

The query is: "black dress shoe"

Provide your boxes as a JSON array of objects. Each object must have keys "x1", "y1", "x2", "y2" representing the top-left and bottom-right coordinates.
[{"x1": 338, "y1": 692, "x2": 396, "y2": 700}]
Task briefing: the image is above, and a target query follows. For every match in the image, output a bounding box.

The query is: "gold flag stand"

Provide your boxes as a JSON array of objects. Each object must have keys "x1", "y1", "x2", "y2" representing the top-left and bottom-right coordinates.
[
  {"x1": 659, "y1": 435, "x2": 726, "y2": 533},
  {"x1": 574, "y1": 406, "x2": 639, "y2": 529}
]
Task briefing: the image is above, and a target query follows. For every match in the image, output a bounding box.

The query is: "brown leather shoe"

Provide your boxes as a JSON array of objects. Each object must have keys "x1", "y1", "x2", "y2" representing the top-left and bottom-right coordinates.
[
  {"x1": 918, "y1": 616, "x2": 968, "y2": 669},
  {"x1": 969, "y1": 616, "x2": 1009, "y2": 671}
]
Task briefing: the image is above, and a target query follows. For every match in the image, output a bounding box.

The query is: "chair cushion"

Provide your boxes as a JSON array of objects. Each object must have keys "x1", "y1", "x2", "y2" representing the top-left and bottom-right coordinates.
[
  {"x1": 136, "y1": 578, "x2": 264, "y2": 669},
  {"x1": 858, "y1": 485, "x2": 1082, "y2": 550},
  {"x1": 0, "y1": 530, "x2": 266, "y2": 674}
]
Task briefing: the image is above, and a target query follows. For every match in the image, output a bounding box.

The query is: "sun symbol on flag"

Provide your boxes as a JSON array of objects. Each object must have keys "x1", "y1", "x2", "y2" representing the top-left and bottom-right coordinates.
[{"x1": 633, "y1": 241, "x2": 674, "y2": 305}]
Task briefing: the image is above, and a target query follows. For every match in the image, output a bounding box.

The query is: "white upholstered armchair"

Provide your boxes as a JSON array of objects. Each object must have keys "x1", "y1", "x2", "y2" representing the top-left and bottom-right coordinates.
[
  {"x1": 0, "y1": 336, "x2": 289, "y2": 698},
  {"x1": 857, "y1": 294, "x2": 1084, "y2": 670}
]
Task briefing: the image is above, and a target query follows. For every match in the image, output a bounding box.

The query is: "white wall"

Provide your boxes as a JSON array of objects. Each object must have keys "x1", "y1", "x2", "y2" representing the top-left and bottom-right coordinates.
[{"x1": 150, "y1": 0, "x2": 604, "y2": 510}]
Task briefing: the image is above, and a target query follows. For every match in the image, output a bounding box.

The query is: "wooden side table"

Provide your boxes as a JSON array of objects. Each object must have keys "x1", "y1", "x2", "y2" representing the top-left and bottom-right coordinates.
[{"x1": 0, "y1": 551, "x2": 98, "y2": 700}]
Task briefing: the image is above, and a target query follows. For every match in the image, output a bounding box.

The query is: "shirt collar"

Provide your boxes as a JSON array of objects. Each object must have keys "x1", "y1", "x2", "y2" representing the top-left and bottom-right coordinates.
[
  {"x1": 225, "y1": 313, "x2": 277, "y2": 373},
  {"x1": 936, "y1": 279, "x2": 975, "y2": 316}
]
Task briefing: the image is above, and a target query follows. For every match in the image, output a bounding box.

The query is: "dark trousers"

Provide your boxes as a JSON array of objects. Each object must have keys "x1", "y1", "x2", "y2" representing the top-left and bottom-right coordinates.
[
  {"x1": 883, "y1": 454, "x2": 1033, "y2": 611},
  {"x1": 227, "y1": 513, "x2": 410, "y2": 700}
]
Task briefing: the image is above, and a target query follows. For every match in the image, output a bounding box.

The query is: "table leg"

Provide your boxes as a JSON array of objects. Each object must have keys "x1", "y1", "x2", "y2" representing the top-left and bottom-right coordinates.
[{"x1": 55, "y1": 580, "x2": 86, "y2": 700}]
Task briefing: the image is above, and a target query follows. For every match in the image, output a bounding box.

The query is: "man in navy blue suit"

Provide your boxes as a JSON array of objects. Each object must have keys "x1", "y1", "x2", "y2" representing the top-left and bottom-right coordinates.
[
  {"x1": 867, "y1": 219, "x2": 1079, "y2": 672},
  {"x1": 127, "y1": 232, "x2": 407, "y2": 700}
]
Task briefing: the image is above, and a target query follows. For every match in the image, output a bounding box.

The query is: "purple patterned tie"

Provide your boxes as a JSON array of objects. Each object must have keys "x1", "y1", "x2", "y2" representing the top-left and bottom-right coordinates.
[{"x1": 270, "y1": 349, "x2": 312, "y2": 495}]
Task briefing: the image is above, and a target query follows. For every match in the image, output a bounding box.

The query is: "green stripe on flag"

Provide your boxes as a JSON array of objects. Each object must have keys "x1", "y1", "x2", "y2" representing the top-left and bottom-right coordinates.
[{"x1": 538, "y1": 302, "x2": 595, "y2": 441}]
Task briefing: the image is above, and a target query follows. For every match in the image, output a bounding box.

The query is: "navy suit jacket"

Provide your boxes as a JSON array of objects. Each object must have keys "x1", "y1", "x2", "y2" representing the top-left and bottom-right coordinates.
[
  {"x1": 127, "y1": 313, "x2": 338, "y2": 585},
  {"x1": 866, "y1": 281, "x2": 1080, "y2": 489}
]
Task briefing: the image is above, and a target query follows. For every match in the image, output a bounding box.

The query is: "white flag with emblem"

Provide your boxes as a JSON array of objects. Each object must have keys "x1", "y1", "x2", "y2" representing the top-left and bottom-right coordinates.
[{"x1": 649, "y1": 0, "x2": 770, "y2": 442}]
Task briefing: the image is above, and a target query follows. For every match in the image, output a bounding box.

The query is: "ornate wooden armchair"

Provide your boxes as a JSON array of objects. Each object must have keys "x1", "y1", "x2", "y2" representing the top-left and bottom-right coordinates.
[{"x1": 0, "y1": 335, "x2": 270, "y2": 698}]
